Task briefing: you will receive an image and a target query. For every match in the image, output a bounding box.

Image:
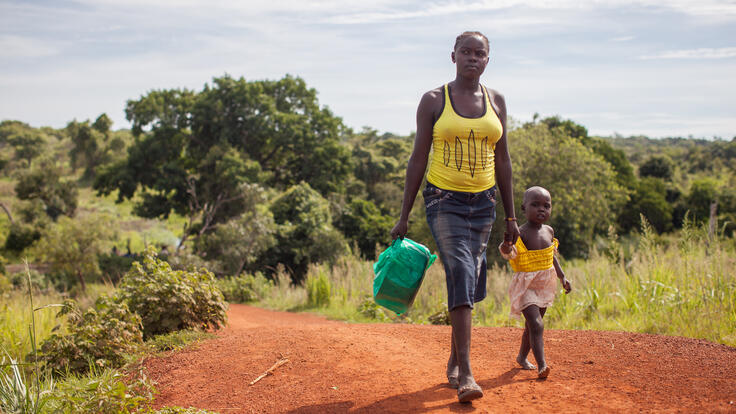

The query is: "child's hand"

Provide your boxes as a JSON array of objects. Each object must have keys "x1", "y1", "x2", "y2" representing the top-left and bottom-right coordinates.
[
  {"x1": 561, "y1": 277, "x2": 572, "y2": 294},
  {"x1": 500, "y1": 232, "x2": 513, "y2": 254}
]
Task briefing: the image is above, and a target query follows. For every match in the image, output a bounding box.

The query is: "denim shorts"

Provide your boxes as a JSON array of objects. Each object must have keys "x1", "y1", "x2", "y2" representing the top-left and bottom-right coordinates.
[{"x1": 423, "y1": 182, "x2": 496, "y2": 311}]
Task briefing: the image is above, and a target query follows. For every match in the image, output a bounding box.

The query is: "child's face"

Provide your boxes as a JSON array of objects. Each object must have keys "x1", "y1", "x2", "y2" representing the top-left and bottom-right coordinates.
[{"x1": 522, "y1": 190, "x2": 552, "y2": 225}]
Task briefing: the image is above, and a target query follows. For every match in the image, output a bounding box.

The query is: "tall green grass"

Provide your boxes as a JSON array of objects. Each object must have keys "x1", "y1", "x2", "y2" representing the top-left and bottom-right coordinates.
[{"x1": 251, "y1": 223, "x2": 736, "y2": 347}]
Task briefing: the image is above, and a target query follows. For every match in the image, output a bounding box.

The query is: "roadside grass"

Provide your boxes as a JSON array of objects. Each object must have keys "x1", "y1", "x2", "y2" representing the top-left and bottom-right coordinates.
[{"x1": 250, "y1": 224, "x2": 736, "y2": 347}]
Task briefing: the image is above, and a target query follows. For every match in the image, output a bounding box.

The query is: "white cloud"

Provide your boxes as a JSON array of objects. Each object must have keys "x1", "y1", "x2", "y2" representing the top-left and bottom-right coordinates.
[
  {"x1": 0, "y1": 35, "x2": 61, "y2": 58},
  {"x1": 612, "y1": 36, "x2": 635, "y2": 42},
  {"x1": 640, "y1": 47, "x2": 736, "y2": 60}
]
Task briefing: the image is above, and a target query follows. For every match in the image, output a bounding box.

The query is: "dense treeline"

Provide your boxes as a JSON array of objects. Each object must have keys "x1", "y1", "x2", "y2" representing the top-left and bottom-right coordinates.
[{"x1": 1, "y1": 74, "x2": 735, "y2": 287}]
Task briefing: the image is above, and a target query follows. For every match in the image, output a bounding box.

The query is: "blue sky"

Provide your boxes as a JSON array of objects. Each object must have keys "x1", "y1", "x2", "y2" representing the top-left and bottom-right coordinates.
[{"x1": 1, "y1": 0, "x2": 735, "y2": 139}]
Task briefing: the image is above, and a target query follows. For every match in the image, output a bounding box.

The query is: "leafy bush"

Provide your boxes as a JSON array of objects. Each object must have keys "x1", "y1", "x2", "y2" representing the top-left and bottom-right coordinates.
[
  {"x1": 358, "y1": 296, "x2": 388, "y2": 321},
  {"x1": 117, "y1": 247, "x2": 227, "y2": 339},
  {"x1": 35, "y1": 296, "x2": 143, "y2": 375},
  {"x1": 217, "y1": 273, "x2": 272, "y2": 303},
  {"x1": 306, "y1": 270, "x2": 331, "y2": 308}
]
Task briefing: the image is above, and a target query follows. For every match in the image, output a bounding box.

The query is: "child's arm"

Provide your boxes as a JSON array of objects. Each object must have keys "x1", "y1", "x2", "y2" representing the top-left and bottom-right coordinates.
[{"x1": 553, "y1": 256, "x2": 571, "y2": 293}]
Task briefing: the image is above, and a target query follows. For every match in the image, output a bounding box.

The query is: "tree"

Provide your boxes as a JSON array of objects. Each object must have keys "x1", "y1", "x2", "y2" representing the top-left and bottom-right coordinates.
[
  {"x1": 95, "y1": 75, "x2": 351, "y2": 251},
  {"x1": 507, "y1": 122, "x2": 627, "y2": 257},
  {"x1": 334, "y1": 198, "x2": 394, "y2": 259},
  {"x1": 66, "y1": 113, "x2": 117, "y2": 180},
  {"x1": 32, "y1": 214, "x2": 116, "y2": 291},
  {"x1": 0, "y1": 120, "x2": 46, "y2": 166},
  {"x1": 260, "y1": 183, "x2": 347, "y2": 282},
  {"x1": 639, "y1": 155, "x2": 674, "y2": 181},
  {"x1": 15, "y1": 159, "x2": 78, "y2": 220},
  {"x1": 618, "y1": 177, "x2": 673, "y2": 233},
  {"x1": 193, "y1": 183, "x2": 276, "y2": 276}
]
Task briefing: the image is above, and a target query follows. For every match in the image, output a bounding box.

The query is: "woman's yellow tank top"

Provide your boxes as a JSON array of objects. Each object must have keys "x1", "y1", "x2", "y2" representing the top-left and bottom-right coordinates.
[{"x1": 426, "y1": 84, "x2": 504, "y2": 193}]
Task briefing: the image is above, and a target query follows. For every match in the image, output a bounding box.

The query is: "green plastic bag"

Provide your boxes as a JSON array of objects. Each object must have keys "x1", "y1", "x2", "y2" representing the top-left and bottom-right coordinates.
[{"x1": 373, "y1": 237, "x2": 437, "y2": 315}]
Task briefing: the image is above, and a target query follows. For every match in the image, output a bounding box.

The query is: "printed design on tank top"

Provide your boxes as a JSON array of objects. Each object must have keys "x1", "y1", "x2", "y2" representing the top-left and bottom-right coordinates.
[{"x1": 443, "y1": 129, "x2": 489, "y2": 178}]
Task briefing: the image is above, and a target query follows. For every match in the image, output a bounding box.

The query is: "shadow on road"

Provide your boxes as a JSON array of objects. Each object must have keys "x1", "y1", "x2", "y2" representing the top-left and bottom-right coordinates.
[{"x1": 285, "y1": 369, "x2": 528, "y2": 414}]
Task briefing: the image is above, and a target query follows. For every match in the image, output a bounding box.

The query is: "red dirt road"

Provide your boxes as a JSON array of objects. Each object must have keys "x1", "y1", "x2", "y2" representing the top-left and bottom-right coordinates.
[{"x1": 145, "y1": 305, "x2": 736, "y2": 413}]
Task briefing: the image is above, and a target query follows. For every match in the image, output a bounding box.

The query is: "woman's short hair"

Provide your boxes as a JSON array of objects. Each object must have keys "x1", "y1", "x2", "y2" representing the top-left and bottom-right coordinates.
[{"x1": 454, "y1": 31, "x2": 489, "y2": 51}]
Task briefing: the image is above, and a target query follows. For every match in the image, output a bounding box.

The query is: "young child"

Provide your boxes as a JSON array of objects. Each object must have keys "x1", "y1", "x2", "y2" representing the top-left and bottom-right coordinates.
[{"x1": 499, "y1": 186, "x2": 571, "y2": 379}]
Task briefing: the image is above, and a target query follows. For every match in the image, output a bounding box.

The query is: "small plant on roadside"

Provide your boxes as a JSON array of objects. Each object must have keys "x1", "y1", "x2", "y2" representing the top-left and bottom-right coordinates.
[
  {"x1": 34, "y1": 297, "x2": 143, "y2": 375},
  {"x1": 116, "y1": 247, "x2": 227, "y2": 339},
  {"x1": 150, "y1": 407, "x2": 220, "y2": 414},
  {"x1": 357, "y1": 296, "x2": 388, "y2": 322},
  {"x1": 146, "y1": 329, "x2": 215, "y2": 353},
  {"x1": 306, "y1": 270, "x2": 331, "y2": 308},
  {"x1": 46, "y1": 365, "x2": 154, "y2": 414},
  {"x1": 427, "y1": 307, "x2": 451, "y2": 325},
  {"x1": 0, "y1": 351, "x2": 53, "y2": 414}
]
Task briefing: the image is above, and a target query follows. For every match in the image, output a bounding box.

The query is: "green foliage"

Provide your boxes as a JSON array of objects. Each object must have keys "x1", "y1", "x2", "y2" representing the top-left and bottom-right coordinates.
[
  {"x1": 3, "y1": 222, "x2": 41, "y2": 253},
  {"x1": 306, "y1": 270, "x2": 331, "y2": 308},
  {"x1": 95, "y1": 75, "x2": 351, "y2": 255},
  {"x1": 97, "y1": 253, "x2": 136, "y2": 284},
  {"x1": 116, "y1": 247, "x2": 227, "y2": 339},
  {"x1": 47, "y1": 366, "x2": 154, "y2": 414},
  {"x1": 357, "y1": 296, "x2": 388, "y2": 321},
  {"x1": 639, "y1": 155, "x2": 674, "y2": 180},
  {"x1": 0, "y1": 351, "x2": 53, "y2": 414},
  {"x1": 14, "y1": 159, "x2": 78, "y2": 221},
  {"x1": 334, "y1": 198, "x2": 393, "y2": 259},
  {"x1": 618, "y1": 178, "x2": 673, "y2": 233},
  {"x1": 508, "y1": 121, "x2": 627, "y2": 257},
  {"x1": 32, "y1": 215, "x2": 116, "y2": 290},
  {"x1": 35, "y1": 296, "x2": 143, "y2": 375},
  {"x1": 0, "y1": 120, "x2": 47, "y2": 166},
  {"x1": 685, "y1": 178, "x2": 718, "y2": 222},
  {"x1": 145, "y1": 329, "x2": 214, "y2": 353},
  {"x1": 193, "y1": 183, "x2": 276, "y2": 277},
  {"x1": 66, "y1": 113, "x2": 123, "y2": 181},
  {"x1": 264, "y1": 182, "x2": 347, "y2": 282},
  {"x1": 217, "y1": 273, "x2": 273, "y2": 303}
]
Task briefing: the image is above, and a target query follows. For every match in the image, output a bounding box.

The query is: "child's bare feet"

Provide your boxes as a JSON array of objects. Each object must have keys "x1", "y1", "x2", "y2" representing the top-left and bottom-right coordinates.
[
  {"x1": 516, "y1": 355, "x2": 536, "y2": 370},
  {"x1": 538, "y1": 365, "x2": 550, "y2": 379}
]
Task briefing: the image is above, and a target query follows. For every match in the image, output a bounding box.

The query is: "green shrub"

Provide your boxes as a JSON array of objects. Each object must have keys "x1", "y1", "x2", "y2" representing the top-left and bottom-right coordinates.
[
  {"x1": 358, "y1": 296, "x2": 388, "y2": 321},
  {"x1": 217, "y1": 273, "x2": 272, "y2": 303},
  {"x1": 34, "y1": 296, "x2": 143, "y2": 375},
  {"x1": 117, "y1": 247, "x2": 227, "y2": 339},
  {"x1": 306, "y1": 270, "x2": 331, "y2": 308}
]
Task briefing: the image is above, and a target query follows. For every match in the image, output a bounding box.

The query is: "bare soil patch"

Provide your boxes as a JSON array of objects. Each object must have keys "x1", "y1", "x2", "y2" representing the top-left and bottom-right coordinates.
[{"x1": 145, "y1": 304, "x2": 736, "y2": 413}]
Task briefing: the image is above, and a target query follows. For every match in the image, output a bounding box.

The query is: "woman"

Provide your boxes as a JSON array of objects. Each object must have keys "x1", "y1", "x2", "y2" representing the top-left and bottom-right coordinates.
[{"x1": 390, "y1": 31, "x2": 519, "y2": 403}]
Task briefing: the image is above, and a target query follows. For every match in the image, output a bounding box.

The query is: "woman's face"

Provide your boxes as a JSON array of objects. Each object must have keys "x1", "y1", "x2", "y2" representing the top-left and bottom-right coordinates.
[{"x1": 452, "y1": 35, "x2": 489, "y2": 77}]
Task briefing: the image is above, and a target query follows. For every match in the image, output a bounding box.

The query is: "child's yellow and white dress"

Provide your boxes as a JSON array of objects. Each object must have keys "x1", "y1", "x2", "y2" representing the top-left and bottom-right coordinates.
[{"x1": 500, "y1": 238, "x2": 560, "y2": 318}]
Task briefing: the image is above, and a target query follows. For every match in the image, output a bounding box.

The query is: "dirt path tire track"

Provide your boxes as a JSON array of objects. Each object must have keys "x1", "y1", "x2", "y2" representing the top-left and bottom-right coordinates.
[{"x1": 145, "y1": 305, "x2": 736, "y2": 413}]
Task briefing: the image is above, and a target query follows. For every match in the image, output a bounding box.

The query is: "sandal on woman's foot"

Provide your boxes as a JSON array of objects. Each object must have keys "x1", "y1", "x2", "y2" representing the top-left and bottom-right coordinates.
[
  {"x1": 447, "y1": 375, "x2": 459, "y2": 389},
  {"x1": 538, "y1": 366, "x2": 550, "y2": 379},
  {"x1": 457, "y1": 383, "x2": 483, "y2": 403}
]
